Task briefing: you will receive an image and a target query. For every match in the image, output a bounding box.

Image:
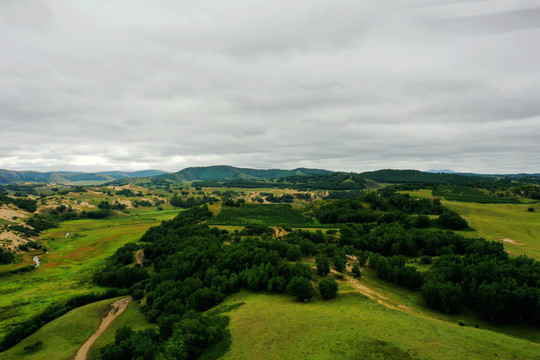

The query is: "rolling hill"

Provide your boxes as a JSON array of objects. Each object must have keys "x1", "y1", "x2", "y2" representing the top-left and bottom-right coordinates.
[
  {"x1": 152, "y1": 165, "x2": 332, "y2": 182},
  {"x1": 0, "y1": 169, "x2": 168, "y2": 185}
]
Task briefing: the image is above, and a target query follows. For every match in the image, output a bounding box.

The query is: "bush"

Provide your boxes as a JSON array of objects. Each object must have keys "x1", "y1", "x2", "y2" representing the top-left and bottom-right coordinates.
[
  {"x1": 286, "y1": 276, "x2": 313, "y2": 302},
  {"x1": 319, "y1": 277, "x2": 338, "y2": 299},
  {"x1": 351, "y1": 265, "x2": 362, "y2": 278},
  {"x1": 333, "y1": 256, "x2": 346, "y2": 272},
  {"x1": 315, "y1": 255, "x2": 330, "y2": 276},
  {"x1": 24, "y1": 340, "x2": 43, "y2": 353},
  {"x1": 420, "y1": 255, "x2": 432, "y2": 264},
  {"x1": 528, "y1": 207, "x2": 535, "y2": 212}
]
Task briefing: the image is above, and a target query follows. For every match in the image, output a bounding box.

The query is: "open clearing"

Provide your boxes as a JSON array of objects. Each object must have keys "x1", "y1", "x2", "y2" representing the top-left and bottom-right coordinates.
[{"x1": 219, "y1": 290, "x2": 540, "y2": 360}]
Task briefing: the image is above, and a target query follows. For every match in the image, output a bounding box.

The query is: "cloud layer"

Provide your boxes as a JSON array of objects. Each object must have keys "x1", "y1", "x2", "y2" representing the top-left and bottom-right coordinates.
[{"x1": 1, "y1": 0, "x2": 539, "y2": 173}]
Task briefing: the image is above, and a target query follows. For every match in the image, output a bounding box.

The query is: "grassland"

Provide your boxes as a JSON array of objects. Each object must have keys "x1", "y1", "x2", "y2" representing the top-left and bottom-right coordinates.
[
  {"x1": 207, "y1": 203, "x2": 318, "y2": 227},
  {"x1": 220, "y1": 290, "x2": 540, "y2": 360},
  {"x1": 0, "y1": 297, "x2": 123, "y2": 360},
  {"x1": 0, "y1": 209, "x2": 180, "y2": 339},
  {"x1": 400, "y1": 189, "x2": 540, "y2": 259},
  {"x1": 444, "y1": 201, "x2": 540, "y2": 259},
  {"x1": 433, "y1": 185, "x2": 521, "y2": 204}
]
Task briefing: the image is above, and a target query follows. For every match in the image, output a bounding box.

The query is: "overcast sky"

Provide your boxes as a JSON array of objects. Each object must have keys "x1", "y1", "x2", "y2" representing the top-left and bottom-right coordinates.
[{"x1": 1, "y1": 0, "x2": 539, "y2": 174}]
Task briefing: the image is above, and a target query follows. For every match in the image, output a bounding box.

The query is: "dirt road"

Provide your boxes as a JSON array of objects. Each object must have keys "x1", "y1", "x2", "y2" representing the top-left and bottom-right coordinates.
[{"x1": 73, "y1": 297, "x2": 131, "y2": 360}]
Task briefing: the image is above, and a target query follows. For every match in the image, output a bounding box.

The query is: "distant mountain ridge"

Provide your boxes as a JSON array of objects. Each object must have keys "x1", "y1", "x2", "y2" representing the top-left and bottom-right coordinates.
[
  {"x1": 154, "y1": 165, "x2": 333, "y2": 182},
  {"x1": 0, "y1": 169, "x2": 168, "y2": 185}
]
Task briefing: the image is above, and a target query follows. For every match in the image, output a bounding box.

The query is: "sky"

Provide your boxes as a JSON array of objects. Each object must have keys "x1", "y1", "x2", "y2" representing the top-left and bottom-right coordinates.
[{"x1": 1, "y1": 0, "x2": 539, "y2": 174}]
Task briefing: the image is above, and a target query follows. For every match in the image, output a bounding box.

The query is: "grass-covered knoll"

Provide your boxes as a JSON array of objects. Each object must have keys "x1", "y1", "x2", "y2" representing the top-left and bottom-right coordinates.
[
  {"x1": 433, "y1": 185, "x2": 521, "y2": 204},
  {"x1": 207, "y1": 203, "x2": 318, "y2": 227},
  {"x1": 0, "y1": 297, "x2": 123, "y2": 360},
  {"x1": 0, "y1": 209, "x2": 180, "y2": 339},
  {"x1": 220, "y1": 291, "x2": 540, "y2": 360}
]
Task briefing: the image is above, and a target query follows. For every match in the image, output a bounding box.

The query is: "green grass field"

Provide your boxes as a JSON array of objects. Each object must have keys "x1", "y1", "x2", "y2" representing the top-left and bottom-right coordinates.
[
  {"x1": 443, "y1": 201, "x2": 540, "y2": 259},
  {"x1": 400, "y1": 190, "x2": 540, "y2": 259},
  {"x1": 0, "y1": 209, "x2": 180, "y2": 340},
  {"x1": 207, "y1": 203, "x2": 317, "y2": 227},
  {"x1": 219, "y1": 290, "x2": 540, "y2": 360},
  {"x1": 0, "y1": 297, "x2": 122, "y2": 360}
]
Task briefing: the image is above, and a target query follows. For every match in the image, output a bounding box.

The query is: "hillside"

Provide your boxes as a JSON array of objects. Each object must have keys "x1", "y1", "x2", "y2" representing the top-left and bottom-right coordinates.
[
  {"x1": 152, "y1": 165, "x2": 332, "y2": 182},
  {"x1": 0, "y1": 170, "x2": 167, "y2": 185}
]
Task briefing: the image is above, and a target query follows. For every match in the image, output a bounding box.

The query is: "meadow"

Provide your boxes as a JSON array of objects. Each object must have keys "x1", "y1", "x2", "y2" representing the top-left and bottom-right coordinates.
[
  {"x1": 400, "y1": 189, "x2": 540, "y2": 259},
  {"x1": 220, "y1": 290, "x2": 540, "y2": 360},
  {"x1": 0, "y1": 208, "x2": 180, "y2": 339}
]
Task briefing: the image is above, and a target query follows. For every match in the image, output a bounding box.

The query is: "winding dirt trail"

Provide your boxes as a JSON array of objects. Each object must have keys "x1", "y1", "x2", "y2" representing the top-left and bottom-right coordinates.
[
  {"x1": 73, "y1": 297, "x2": 131, "y2": 360},
  {"x1": 135, "y1": 249, "x2": 144, "y2": 265}
]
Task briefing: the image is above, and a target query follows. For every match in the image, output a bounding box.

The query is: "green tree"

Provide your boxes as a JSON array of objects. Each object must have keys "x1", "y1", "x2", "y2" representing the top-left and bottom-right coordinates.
[
  {"x1": 319, "y1": 277, "x2": 338, "y2": 299},
  {"x1": 286, "y1": 276, "x2": 313, "y2": 301},
  {"x1": 351, "y1": 264, "x2": 362, "y2": 278},
  {"x1": 333, "y1": 256, "x2": 346, "y2": 272},
  {"x1": 315, "y1": 255, "x2": 330, "y2": 276}
]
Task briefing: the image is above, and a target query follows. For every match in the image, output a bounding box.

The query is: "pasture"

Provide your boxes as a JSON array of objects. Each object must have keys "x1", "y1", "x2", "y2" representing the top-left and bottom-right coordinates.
[
  {"x1": 400, "y1": 189, "x2": 540, "y2": 259},
  {"x1": 219, "y1": 290, "x2": 540, "y2": 360}
]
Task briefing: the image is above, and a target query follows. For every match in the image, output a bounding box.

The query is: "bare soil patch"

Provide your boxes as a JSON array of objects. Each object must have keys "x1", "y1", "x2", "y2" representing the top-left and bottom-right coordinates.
[
  {"x1": 501, "y1": 238, "x2": 525, "y2": 246},
  {"x1": 135, "y1": 249, "x2": 144, "y2": 265}
]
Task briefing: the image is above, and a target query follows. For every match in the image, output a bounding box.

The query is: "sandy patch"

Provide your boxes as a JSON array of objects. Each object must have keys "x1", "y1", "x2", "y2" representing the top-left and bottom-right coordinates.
[
  {"x1": 500, "y1": 238, "x2": 525, "y2": 246},
  {"x1": 0, "y1": 205, "x2": 27, "y2": 223},
  {"x1": 115, "y1": 199, "x2": 133, "y2": 208}
]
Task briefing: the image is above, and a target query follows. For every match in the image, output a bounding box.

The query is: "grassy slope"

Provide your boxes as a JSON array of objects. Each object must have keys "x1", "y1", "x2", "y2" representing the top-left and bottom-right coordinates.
[
  {"x1": 0, "y1": 297, "x2": 122, "y2": 360},
  {"x1": 400, "y1": 190, "x2": 540, "y2": 259},
  {"x1": 445, "y1": 201, "x2": 540, "y2": 259},
  {"x1": 87, "y1": 300, "x2": 154, "y2": 360},
  {"x1": 220, "y1": 290, "x2": 540, "y2": 360},
  {"x1": 0, "y1": 209, "x2": 180, "y2": 338}
]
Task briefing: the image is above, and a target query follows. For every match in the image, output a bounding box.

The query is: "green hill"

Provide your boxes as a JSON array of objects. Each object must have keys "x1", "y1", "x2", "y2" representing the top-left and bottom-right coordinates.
[
  {"x1": 153, "y1": 165, "x2": 332, "y2": 182},
  {"x1": 0, "y1": 169, "x2": 167, "y2": 185}
]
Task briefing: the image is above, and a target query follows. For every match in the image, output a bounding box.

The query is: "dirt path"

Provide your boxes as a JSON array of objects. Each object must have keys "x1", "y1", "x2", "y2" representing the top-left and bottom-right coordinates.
[
  {"x1": 343, "y1": 273, "x2": 408, "y2": 312},
  {"x1": 135, "y1": 249, "x2": 144, "y2": 265},
  {"x1": 73, "y1": 297, "x2": 131, "y2": 360},
  {"x1": 501, "y1": 238, "x2": 525, "y2": 245}
]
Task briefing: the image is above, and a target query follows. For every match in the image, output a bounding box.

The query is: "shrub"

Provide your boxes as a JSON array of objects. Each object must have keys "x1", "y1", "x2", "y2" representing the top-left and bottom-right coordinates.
[
  {"x1": 352, "y1": 265, "x2": 362, "y2": 278},
  {"x1": 319, "y1": 277, "x2": 338, "y2": 299}
]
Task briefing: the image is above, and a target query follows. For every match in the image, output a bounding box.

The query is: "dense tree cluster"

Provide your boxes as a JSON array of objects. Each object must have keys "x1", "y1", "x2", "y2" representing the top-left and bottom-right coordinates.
[
  {"x1": 0, "y1": 247, "x2": 15, "y2": 264},
  {"x1": 170, "y1": 194, "x2": 216, "y2": 208},
  {"x1": 0, "y1": 194, "x2": 37, "y2": 212},
  {"x1": 94, "y1": 243, "x2": 149, "y2": 288}
]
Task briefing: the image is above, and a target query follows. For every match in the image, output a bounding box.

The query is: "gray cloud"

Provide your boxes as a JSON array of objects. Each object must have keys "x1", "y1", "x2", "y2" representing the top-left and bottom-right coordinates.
[{"x1": 0, "y1": 0, "x2": 539, "y2": 174}]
